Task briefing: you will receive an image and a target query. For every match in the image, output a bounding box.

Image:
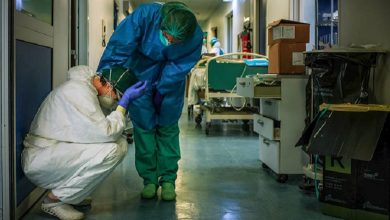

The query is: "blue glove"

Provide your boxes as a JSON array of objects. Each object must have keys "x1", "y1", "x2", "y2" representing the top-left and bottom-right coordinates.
[
  {"x1": 153, "y1": 90, "x2": 164, "y2": 115},
  {"x1": 118, "y1": 81, "x2": 148, "y2": 109}
]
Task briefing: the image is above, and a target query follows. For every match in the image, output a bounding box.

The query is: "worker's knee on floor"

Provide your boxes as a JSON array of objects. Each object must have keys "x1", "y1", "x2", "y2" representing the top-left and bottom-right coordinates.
[
  {"x1": 116, "y1": 137, "x2": 129, "y2": 156},
  {"x1": 106, "y1": 137, "x2": 128, "y2": 163}
]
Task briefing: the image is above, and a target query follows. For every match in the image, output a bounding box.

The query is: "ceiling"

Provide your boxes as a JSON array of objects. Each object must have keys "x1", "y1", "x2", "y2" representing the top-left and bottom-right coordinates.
[{"x1": 129, "y1": 0, "x2": 223, "y2": 23}]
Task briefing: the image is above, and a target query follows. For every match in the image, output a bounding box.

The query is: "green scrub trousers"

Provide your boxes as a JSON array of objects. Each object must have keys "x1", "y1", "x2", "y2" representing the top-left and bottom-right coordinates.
[{"x1": 134, "y1": 123, "x2": 180, "y2": 186}]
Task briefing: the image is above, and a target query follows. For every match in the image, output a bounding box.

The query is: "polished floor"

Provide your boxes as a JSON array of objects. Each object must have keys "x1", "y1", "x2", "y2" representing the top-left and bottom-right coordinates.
[{"x1": 23, "y1": 114, "x2": 338, "y2": 220}]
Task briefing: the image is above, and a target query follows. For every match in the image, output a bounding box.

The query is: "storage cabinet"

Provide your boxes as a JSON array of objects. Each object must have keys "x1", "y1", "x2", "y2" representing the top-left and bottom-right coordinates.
[
  {"x1": 259, "y1": 136, "x2": 280, "y2": 172},
  {"x1": 253, "y1": 114, "x2": 280, "y2": 140},
  {"x1": 236, "y1": 77, "x2": 281, "y2": 98},
  {"x1": 260, "y1": 99, "x2": 281, "y2": 121},
  {"x1": 238, "y1": 76, "x2": 309, "y2": 182}
]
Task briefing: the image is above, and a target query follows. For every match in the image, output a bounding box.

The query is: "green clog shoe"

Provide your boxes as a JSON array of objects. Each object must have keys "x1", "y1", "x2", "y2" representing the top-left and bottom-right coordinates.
[
  {"x1": 161, "y1": 182, "x2": 176, "y2": 201},
  {"x1": 141, "y1": 184, "x2": 157, "y2": 199}
]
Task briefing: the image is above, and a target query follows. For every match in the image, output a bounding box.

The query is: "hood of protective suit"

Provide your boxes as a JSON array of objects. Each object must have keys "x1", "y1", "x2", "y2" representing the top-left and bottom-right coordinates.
[
  {"x1": 27, "y1": 74, "x2": 126, "y2": 144},
  {"x1": 67, "y1": 65, "x2": 95, "y2": 82}
]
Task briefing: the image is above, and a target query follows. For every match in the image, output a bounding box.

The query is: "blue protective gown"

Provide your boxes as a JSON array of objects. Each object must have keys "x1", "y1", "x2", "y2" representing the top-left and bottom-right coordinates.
[{"x1": 97, "y1": 3, "x2": 203, "y2": 130}]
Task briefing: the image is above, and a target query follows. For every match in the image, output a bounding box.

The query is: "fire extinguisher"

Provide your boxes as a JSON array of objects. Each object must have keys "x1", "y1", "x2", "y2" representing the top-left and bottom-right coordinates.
[{"x1": 241, "y1": 30, "x2": 252, "y2": 59}]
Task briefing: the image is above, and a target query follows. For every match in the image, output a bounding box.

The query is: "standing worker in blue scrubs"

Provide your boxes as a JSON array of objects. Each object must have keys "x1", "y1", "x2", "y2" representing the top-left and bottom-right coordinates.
[{"x1": 97, "y1": 2, "x2": 202, "y2": 200}]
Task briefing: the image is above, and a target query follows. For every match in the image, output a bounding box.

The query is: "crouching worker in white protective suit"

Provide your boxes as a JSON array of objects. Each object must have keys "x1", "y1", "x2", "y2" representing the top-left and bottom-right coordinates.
[{"x1": 22, "y1": 65, "x2": 148, "y2": 220}]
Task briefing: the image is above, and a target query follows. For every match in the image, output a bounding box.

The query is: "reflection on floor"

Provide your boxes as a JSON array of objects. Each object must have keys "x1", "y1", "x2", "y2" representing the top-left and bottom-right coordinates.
[{"x1": 23, "y1": 115, "x2": 339, "y2": 220}]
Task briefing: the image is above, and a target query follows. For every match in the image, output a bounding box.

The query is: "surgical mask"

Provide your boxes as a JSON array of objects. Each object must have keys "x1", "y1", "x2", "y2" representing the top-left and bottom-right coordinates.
[
  {"x1": 98, "y1": 86, "x2": 117, "y2": 110},
  {"x1": 159, "y1": 31, "x2": 170, "y2": 46}
]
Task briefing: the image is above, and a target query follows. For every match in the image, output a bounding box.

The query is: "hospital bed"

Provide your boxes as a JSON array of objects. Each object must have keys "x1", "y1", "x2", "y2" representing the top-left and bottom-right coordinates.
[
  {"x1": 199, "y1": 52, "x2": 268, "y2": 135},
  {"x1": 187, "y1": 58, "x2": 208, "y2": 120}
]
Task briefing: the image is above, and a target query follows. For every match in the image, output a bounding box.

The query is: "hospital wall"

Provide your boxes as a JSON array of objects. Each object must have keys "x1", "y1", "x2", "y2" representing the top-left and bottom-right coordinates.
[
  {"x1": 78, "y1": 0, "x2": 88, "y2": 66},
  {"x1": 266, "y1": 0, "x2": 290, "y2": 54},
  {"x1": 232, "y1": 0, "x2": 251, "y2": 52},
  {"x1": 203, "y1": 0, "x2": 252, "y2": 53},
  {"x1": 53, "y1": 0, "x2": 70, "y2": 88},
  {"x1": 266, "y1": 0, "x2": 290, "y2": 26},
  {"x1": 203, "y1": 2, "x2": 232, "y2": 52},
  {"x1": 88, "y1": 0, "x2": 114, "y2": 71},
  {"x1": 204, "y1": 0, "x2": 291, "y2": 54},
  {"x1": 299, "y1": 0, "x2": 316, "y2": 51},
  {"x1": 199, "y1": 21, "x2": 207, "y2": 31},
  {"x1": 339, "y1": 0, "x2": 390, "y2": 103}
]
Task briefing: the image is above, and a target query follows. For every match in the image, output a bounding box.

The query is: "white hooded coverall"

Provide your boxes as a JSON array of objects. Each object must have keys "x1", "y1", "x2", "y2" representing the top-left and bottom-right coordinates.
[
  {"x1": 22, "y1": 66, "x2": 128, "y2": 204},
  {"x1": 210, "y1": 41, "x2": 224, "y2": 56}
]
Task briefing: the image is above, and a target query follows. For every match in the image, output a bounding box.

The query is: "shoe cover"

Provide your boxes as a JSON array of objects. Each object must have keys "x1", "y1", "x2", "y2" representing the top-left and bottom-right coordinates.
[
  {"x1": 161, "y1": 182, "x2": 176, "y2": 201},
  {"x1": 41, "y1": 202, "x2": 84, "y2": 220},
  {"x1": 141, "y1": 184, "x2": 157, "y2": 199}
]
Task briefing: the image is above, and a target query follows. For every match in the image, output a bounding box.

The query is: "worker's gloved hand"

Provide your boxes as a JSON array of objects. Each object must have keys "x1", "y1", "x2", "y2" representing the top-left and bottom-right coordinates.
[
  {"x1": 153, "y1": 90, "x2": 164, "y2": 115},
  {"x1": 118, "y1": 81, "x2": 148, "y2": 109}
]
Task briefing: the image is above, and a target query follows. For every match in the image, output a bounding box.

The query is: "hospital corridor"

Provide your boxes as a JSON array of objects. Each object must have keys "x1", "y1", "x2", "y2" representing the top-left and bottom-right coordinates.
[
  {"x1": 23, "y1": 116, "x2": 333, "y2": 220},
  {"x1": 1, "y1": 0, "x2": 390, "y2": 220}
]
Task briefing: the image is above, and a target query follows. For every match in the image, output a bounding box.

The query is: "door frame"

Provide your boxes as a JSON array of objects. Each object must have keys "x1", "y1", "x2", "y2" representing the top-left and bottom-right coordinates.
[
  {"x1": 70, "y1": 0, "x2": 78, "y2": 67},
  {"x1": 14, "y1": 1, "x2": 54, "y2": 219},
  {"x1": 1, "y1": 0, "x2": 13, "y2": 219},
  {"x1": 258, "y1": 0, "x2": 267, "y2": 55},
  {"x1": 226, "y1": 11, "x2": 233, "y2": 53},
  {"x1": 70, "y1": 0, "x2": 89, "y2": 66}
]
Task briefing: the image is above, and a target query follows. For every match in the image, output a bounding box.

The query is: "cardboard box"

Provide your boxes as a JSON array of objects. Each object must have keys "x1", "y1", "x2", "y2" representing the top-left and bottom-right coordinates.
[
  {"x1": 268, "y1": 19, "x2": 310, "y2": 45},
  {"x1": 268, "y1": 42, "x2": 306, "y2": 74},
  {"x1": 322, "y1": 155, "x2": 390, "y2": 212},
  {"x1": 357, "y1": 141, "x2": 390, "y2": 215},
  {"x1": 297, "y1": 112, "x2": 390, "y2": 218},
  {"x1": 321, "y1": 203, "x2": 389, "y2": 220},
  {"x1": 358, "y1": 175, "x2": 389, "y2": 215},
  {"x1": 298, "y1": 111, "x2": 388, "y2": 161},
  {"x1": 321, "y1": 156, "x2": 359, "y2": 208}
]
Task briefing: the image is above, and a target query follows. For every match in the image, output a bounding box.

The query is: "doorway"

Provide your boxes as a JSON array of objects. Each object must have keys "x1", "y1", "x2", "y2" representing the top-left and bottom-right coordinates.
[
  {"x1": 70, "y1": 0, "x2": 88, "y2": 66},
  {"x1": 226, "y1": 11, "x2": 233, "y2": 53},
  {"x1": 258, "y1": 0, "x2": 267, "y2": 55},
  {"x1": 70, "y1": 0, "x2": 88, "y2": 67}
]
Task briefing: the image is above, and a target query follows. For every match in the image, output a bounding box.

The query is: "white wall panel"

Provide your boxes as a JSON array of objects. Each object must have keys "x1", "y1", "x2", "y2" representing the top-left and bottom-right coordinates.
[
  {"x1": 53, "y1": 0, "x2": 70, "y2": 88},
  {"x1": 88, "y1": 0, "x2": 114, "y2": 71},
  {"x1": 339, "y1": 0, "x2": 390, "y2": 103},
  {"x1": 203, "y1": 2, "x2": 232, "y2": 52},
  {"x1": 266, "y1": 0, "x2": 290, "y2": 54}
]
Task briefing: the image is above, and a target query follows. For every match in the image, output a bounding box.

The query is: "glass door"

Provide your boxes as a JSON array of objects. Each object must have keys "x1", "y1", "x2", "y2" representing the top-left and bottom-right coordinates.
[
  {"x1": 14, "y1": 0, "x2": 54, "y2": 218},
  {"x1": 316, "y1": 0, "x2": 338, "y2": 49},
  {"x1": 15, "y1": 0, "x2": 53, "y2": 25}
]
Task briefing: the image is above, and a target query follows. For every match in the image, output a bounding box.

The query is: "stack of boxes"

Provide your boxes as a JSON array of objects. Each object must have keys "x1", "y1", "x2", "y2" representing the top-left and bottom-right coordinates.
[
  {"x1": 301, "y1": 111, "x2": 390, "y2": 220},
  {"x1": 298, "y1": 47, "x2": 388, "y2": 220},
  {"x1": 357, "y1": 154, "x2": 390, "y2": 216},
  {"x1": 322, "y1": 152, "x2": 389, "y2": 219},
  {"x1": 267, "y1": 19, "x2": 310, "y2": 74},
  {"x1": 322, "y1": 157, "x2": 390, "y2": 220},
  {"x1": 322, "y1": 156, "x2": 359, "y2": 211}
]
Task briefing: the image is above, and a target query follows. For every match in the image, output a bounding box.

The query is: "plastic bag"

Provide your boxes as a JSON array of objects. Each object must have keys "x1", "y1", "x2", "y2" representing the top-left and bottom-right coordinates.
[{"x1": 305, "y1": 53, "x2": 376, "y2": 117}]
